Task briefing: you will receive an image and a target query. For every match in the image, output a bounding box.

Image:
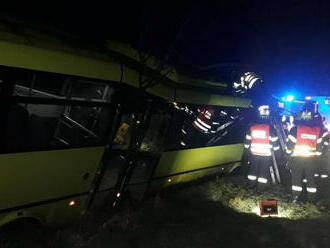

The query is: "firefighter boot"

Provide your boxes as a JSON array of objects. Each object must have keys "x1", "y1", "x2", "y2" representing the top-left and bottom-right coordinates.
[
  {"x1": 246, "y1": 178, "x2": 256, "y2": 190},
  {"x1": 247, "y1": 182, "x2": 256, "y2": 191},
  {"x1": 307, "y1": 192, "x2": 317, "y2": 204}
]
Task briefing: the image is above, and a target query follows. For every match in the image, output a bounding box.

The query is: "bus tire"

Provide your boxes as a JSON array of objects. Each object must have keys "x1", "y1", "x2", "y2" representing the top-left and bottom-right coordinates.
[{"x1": 0, "y1": 218, "x2": 43, "y2": 246}]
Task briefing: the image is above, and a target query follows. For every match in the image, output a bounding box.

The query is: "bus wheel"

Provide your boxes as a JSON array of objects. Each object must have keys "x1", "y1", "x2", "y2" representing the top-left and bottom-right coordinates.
[{"x1": 0, "y1": 218, "x2": 43, "y2": 246}]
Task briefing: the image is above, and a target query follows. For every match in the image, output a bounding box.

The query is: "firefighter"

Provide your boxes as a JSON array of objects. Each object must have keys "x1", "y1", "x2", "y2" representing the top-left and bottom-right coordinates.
[
  {"x1": 320, "y1": 132, "x2": 330, "y2": 178},
  {"x1": 282, "y1": 114, "x2": 294, "y2": 135},
  {"x1": 244, "y1": 105, "x2": 280, "y2": 191},
  {"x1": 314, "y1": 116, "x2": 329, "y2": 178},
  {"x1": 180, "y1": 105, "x2": 219, "y2": 147},
  {"x1": 192, "y1": 106, "x2": 218, "y2": 134},
  {"x1": 313, "y1": 115, "x2": 329, "y2": 199},
  {"x1": 286, "y1": 102, "x2": 328, "y2": 203}
]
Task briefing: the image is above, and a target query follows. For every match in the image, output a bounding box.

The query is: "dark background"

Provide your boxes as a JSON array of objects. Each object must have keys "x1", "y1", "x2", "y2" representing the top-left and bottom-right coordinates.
[{"x1": 2, "y1": 0, "x2": 330, "y2": 97}]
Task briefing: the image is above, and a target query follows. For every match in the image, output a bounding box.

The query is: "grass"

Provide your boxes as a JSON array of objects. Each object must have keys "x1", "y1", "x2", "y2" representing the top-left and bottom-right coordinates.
[{"x1": 207, "y1": 176, "x2": 326, "y2": 219}]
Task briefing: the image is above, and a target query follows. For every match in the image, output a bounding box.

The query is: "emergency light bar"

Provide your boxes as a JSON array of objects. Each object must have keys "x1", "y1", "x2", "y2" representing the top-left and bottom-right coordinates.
[
  {"x1": 259, "y1": 200, "x2": 278, "y2": 216},
  {"x1": 285, "y1": 95, "x2": 294, "y2": 102}
]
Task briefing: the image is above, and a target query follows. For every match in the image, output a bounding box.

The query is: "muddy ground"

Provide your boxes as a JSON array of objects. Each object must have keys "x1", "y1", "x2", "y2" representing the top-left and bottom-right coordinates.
[{"x1": 3, "y1": 175, "x2": 330, "y2": 248}]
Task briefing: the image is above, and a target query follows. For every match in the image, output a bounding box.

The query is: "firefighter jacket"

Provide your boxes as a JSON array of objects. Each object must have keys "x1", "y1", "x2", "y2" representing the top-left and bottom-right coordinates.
[
  {"x1": 282, "y1": 115, "x2": 294, "y2": 132},
  {"x1": 286, "y1": 123, "x2": 328, "y2": 157},
  {"x1": 193, "y1": 106, "x2": 218, "y2": 133},
  {"x1": 244, "y1": 123, "x2": 280, "y2": 156}
]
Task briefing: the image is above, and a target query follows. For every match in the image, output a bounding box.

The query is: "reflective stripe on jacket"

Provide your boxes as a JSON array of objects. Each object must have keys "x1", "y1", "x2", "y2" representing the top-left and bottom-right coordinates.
[
  {"x1": 193, "y1": 107, "x2": 215, "y2": 133},
  {"x1": 286, "y1": 125, "x2": 325, "y2": 157},
  {"x1": 250, "y1": 124, "x2": 271, "y2": 156},
  {"x1": 293, "y1": 126, "x2": 320, "y2": 157}
]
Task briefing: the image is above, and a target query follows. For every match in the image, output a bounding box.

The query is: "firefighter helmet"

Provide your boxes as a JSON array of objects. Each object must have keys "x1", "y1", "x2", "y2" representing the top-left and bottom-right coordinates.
[
  {"x1": 302, "y1": 101, "x2": 316, "y2": 113},
  {"x1": 233, "y1": 72, "x2": 262, "y2": 95},
  {"x1": 301, "y1": 101, "x2": 316, "y2": 120},
  {"x1": 258, "y1": 105, "x2": 270, "y2": 119}
]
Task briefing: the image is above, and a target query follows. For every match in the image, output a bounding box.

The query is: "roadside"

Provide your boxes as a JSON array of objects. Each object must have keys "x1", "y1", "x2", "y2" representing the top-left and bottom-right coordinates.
[{"x1": 4, "y1": 175, "x2": 330, "y2": 248}]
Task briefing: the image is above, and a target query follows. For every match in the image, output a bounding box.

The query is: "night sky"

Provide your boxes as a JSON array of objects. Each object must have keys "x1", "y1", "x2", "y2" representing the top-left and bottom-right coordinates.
[{"x1": 2, "y1": 1, "x2": 330, "y2": 96}]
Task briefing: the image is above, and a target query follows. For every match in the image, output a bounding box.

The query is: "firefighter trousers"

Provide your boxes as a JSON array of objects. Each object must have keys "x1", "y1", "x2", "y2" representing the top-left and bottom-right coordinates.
[
  {"x1": 247, "y1": 155, "x2": 271, "y2": 191},
  {"x1": 291, "y1": 157, "x2": 317, "y2": 198},
  {"x1": 314, "y1": 152, "x2": 329, "y2": 179}
]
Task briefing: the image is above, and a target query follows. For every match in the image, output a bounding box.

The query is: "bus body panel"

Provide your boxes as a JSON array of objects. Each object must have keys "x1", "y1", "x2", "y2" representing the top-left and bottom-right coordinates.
[
  {"x1": 146, "y1": 85, "x2": 251, "y2": 107},
  {"x1": 175, "y1": 89, "x2": 251, "y2": 107},
  {"x1": 153, "y1": 144, "x2": 244, "y2": 178},
  {"x1": 0, "y1": 194, "x2": 88, "y2": 227},
  {"x1": 0, "y1": 146, "x2": 104, "y2": 211},
  {"x1": 150, "y1": 161, "x2": 240, "y2": 189},
  {"x1": 0, "y1": 40, "x2": 137, "y2": 86}
]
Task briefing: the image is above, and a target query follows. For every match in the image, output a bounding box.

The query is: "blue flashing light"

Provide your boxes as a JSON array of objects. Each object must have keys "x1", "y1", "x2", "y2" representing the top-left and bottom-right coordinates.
[
  {"x1": 286, "y1": 95, "x2": 294, "y2": 102},
  {"x1": 305, "y1": 96, "x2": 311, "y2": 100}
]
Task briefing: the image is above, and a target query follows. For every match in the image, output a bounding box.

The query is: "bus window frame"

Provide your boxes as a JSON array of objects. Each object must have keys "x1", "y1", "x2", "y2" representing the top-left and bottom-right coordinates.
[
  {"x1": 163, "y1": 102, "x2": 249, "y2": 151},
  {"x1": 0, "y1": 66, "x2": 119, "y2": 153}
]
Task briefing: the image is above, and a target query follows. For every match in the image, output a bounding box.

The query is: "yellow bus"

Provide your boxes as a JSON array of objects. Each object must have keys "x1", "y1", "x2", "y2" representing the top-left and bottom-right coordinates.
[{"x1": 0, "y1": 26, "x2": 251, "y2": 229}]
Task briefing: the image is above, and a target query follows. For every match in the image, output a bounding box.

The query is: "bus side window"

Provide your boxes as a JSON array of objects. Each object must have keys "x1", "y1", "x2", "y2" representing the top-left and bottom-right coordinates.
[
  {"x1": 140, "y1": 112, "x2": 171, "y2": 154},
  {"x1": 4, "y1": 72, "x2": 113, "y2": 153},
  {"x1": 2, "y1": 103, "x2": 107, "y2": 153},
  {"x1": 3, "y1": 104, "x2": 29, "y2": 153},
  {"x1": 24, "y1": 114, "x2": 58, "y2": 150},
  {"x1": 164, "y1": 104, "x2": 247, "y2": 150}
]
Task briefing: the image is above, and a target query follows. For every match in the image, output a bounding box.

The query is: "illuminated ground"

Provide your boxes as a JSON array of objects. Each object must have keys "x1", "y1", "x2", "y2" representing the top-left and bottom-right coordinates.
[
  {"x1": 4, "y1": 176, "x2": 330, "y2": 248},
  {"x1": 211, "y1": 176, "x2": 328, "y2": 219}
]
